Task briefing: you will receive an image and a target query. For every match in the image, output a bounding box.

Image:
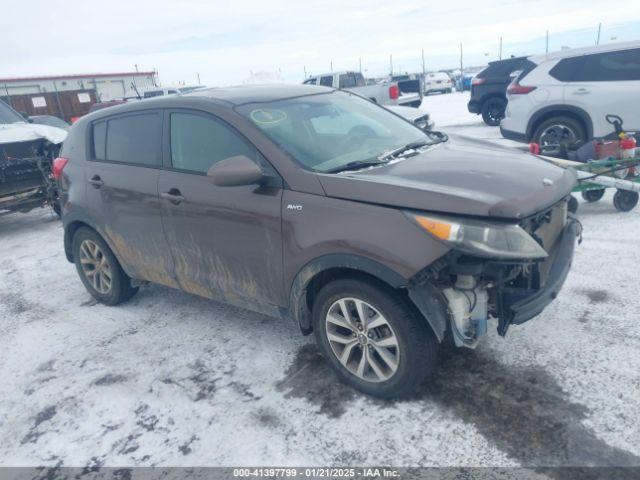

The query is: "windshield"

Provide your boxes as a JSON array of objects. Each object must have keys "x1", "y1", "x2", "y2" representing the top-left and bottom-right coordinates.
[
  {"x1": 238, "y1": 91, "x2": 431, "y2": 173},
  {"x1": 0, "y1": 100, "x2": 26, "y2": 124}
]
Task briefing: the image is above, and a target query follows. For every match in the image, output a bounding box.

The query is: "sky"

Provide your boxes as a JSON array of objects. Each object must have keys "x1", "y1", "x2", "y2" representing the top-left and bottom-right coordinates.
[{"x1": 3, "y1": 0, "x2": 640, "y2": 86}]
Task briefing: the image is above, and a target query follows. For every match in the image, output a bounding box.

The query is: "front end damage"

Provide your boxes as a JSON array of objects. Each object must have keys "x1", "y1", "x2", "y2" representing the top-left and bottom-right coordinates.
[
  {"x1": 0, "y1": 139, "x2": 61, "y2": 215},
  {"x1": 408, "y1": 198, "x2": 581, "y2": 347}
]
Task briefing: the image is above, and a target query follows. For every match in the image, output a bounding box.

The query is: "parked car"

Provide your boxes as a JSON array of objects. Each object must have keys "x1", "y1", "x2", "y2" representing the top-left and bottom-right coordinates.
[
  {"x1": 0, "y1": 100, "x2": 67, "y2": 216},
  {"x1": 29, "y1": 115, "x2": 71, "y2": 131},
  {"x1": 142, "y1": 85, "x2": 206, "y2": 98},
  {"x1": 385, "y1": 105, "x2": 433, "y2": 131},
  {"x1": 501, "y1": 41, "x2": 640, "y2": 154},
  {"x1": 424, "y1": 72, "x2": 453, "y2": 94},
  {"x1": 468, "y1": 57, "x2": 533, "y2": 126},
  {"x1": 303, "y1": 71, "x2": 422, "y2": 107},
  {"x1": 57, "y1": 84, "x2": 579, "y2": 398}
]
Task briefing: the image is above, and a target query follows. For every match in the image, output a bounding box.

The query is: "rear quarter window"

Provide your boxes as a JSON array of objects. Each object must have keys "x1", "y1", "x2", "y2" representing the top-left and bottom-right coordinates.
[
  {"x1": 92, "y1": 121, "x2": 107, "y2": 160},
  {"x1": 101, "y1": 112, "x2": 162, "y2": 166}
]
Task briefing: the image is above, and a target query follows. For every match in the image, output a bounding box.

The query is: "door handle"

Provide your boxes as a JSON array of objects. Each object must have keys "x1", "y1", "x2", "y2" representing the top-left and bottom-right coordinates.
[
  {"x1": 88, "y1": 175, "x2": 103, "y2": 188},
  {"x1": 573, "y1": 88, "x2": 590, "y2": 95},
  {"x1": 161, "y1": 188, "x2": 185, "y2": 205}
]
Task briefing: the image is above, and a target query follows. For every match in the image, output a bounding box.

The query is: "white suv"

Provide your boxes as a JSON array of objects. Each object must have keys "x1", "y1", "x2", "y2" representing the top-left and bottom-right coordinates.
[{"x1": 500, "y1": 41, "x2": 640, "y2": 153}]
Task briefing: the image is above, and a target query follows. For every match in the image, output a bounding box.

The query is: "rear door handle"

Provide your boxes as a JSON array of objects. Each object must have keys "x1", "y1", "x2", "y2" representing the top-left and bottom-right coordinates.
[
  {"x1": 161, "y1": 188, "x2": 185, "y2": 205},
  {"x1": 573, "y1": 88, "x2": 590, "y2": 95},
  {"x1": 88, "y1": 175, "x2": 103, "y2": 188}
]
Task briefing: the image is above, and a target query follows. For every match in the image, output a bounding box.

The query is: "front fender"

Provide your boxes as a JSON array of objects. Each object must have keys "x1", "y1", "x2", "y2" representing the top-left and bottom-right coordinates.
[{"x1": 288, "y1": 254, "x2": 407, "y2": 334}]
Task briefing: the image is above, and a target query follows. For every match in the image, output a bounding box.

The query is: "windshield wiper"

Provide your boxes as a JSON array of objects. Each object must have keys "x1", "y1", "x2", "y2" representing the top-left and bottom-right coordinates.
[
  {"x1": 324, "y1": 159, "x2": 389, "y2": 174},
  {"x1": 378, "y1": 140, "x2": 429, "y2": 161}
]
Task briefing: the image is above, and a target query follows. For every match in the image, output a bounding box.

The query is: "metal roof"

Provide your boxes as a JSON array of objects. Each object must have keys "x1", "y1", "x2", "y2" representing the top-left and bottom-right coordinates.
[{"x1": 0, "y1": 71, "x2": 156, "y2": 83}]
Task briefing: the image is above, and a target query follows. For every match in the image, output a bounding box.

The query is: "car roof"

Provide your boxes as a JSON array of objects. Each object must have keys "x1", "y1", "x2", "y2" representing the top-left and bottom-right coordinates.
[
  {"x1": 82, "y1": 84, "x2": 335, "y2": 122},
  {"x1": 530, "y1": 40, "x2": 640, "y2": 63}
]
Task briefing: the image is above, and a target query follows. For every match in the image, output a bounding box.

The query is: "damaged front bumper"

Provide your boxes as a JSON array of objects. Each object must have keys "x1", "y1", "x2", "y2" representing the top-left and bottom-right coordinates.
[
  {"x1": 496, "y1": 219, "x2": 580, "y2": 334},
  {"x1": 409, "y1": 216, "x2": 581, "y2": 345}
]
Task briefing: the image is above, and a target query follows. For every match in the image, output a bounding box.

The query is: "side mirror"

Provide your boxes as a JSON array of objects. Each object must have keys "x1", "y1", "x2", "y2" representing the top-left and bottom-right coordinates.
[{"x1": 207, "y1": 155, "x2": 265, "y2": 187}]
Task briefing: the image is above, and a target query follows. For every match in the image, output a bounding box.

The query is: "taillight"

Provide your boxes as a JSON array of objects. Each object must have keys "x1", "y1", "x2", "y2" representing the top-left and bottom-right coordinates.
[
  {"x1": 472, "y1": 77, "x2": 486, "y2": 86},
  {"x1": 389, "y1": 85, "x2": 400, "y2": 100},
  {"x1": 507, "y1": 83, "x2": 537, "y2": 95},
  {"x1": 52, "y1": 157, "x2": 69, "y2": 180}
]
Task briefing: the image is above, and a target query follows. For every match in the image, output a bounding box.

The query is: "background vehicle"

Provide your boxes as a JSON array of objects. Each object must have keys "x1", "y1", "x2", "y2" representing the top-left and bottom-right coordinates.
[
  {"x1": 303, "y1": 71, "x2": 422, "y2": 107},
  {"x1": 58, "y1": 85, "x2": 578, "y2": 398},
  {"x1": 501, "y1": 41, "x2": 640, "y2": 154},
  {"x1": 424, "y1": 72, "x2": 453, "y2": 94},
  {"x1": 385, "y1": 105, "x2": 433, "y2": 131},
  {"x1": 0, "y1": 100, "x2": 66, "y2": 216},
  {"x1": 142, "y1": 85, "x2": 206, "y2": 98},
  {"x1": 468, "y1": 56, "x2": 533, "y2": 126},
  {"x1": 29, "y1": 115, "x2": 71, "y2": 131}
]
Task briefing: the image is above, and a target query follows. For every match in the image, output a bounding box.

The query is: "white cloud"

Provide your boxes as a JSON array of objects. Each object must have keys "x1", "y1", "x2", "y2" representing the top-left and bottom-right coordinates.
[{"x1": 3, "y1": 0, "x2": 640, "y2": 86}]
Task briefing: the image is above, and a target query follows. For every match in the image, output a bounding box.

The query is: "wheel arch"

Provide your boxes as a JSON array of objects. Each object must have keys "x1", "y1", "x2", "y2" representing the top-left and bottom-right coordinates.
[
  {"x1": 526, "y1": 105, "x2": 593, "y2": 142},
  {"x1": 288, "y1": 254, "x2": 448, "y2": 342}
]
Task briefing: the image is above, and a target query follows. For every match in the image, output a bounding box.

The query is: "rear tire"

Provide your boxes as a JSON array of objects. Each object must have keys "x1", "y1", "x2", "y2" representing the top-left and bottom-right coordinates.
[
  {"x1": 312, "y1": 278, "x2": 438, "y2": 398},
  {"x1": 613, "y1": 190, "x2": 639, "y2": 212},
  {"x1": 481, "y1": 97, "x2": 507, "y2": 126},
  {"x1": 532, "y1": 116, "x2": 586, "y2": 156},
  {"x1": 72, "y1": 227, "x2": 138, "y2": 305},
  {"x1": 581, "y1": 188, "x2": 605, "y2": 203},
  {"x1": 568, "y1": 195, "x2": 579, "y2": 214}
]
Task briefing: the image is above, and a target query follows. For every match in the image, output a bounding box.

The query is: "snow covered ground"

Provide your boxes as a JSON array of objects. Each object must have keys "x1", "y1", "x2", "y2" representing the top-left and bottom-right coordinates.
[{"x1": 1, "y1": 92, "x2": 639, "y2": 471}]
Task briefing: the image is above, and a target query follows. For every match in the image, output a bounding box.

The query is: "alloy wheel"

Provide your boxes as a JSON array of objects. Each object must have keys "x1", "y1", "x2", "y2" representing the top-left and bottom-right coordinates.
[
  {"x1": 79, "y1": 239, "x2": 112, "y2": 294},
  {"x1": 325, "y1": 297, "x2": 400, "y2": 383},
  {"x1": 539, "y1": 124, "x2": 579, "y2": 150}
]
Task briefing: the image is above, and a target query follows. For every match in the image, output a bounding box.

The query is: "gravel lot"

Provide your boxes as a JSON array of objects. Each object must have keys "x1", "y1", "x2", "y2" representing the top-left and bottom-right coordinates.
[{"x1": 1, "y1": 92, "x2": 639, "y2": 471}]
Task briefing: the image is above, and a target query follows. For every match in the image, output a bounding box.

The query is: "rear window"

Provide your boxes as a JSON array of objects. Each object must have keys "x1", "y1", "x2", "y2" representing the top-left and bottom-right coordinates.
[
  {"x1": 478, "y1": 57, "x2": 529, "y2": 78},
  {"x1": 94, "y1": 112, "x2": 161, "y2": 166},
  {"x1": 550, "y1": 49, "x2": 640, "y2": 82}
]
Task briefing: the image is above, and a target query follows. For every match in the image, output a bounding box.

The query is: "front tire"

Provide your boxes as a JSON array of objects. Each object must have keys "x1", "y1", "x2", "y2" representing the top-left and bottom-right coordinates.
[
  {"x1": 312, "y1": 279, "x2": 438, "y2": 398},
  {"x1": 72, "y1": 227, "x2": 139, "y2": 305},
  {"x1": 532, "y1": 116, "x2": 586, "y2": 156}
]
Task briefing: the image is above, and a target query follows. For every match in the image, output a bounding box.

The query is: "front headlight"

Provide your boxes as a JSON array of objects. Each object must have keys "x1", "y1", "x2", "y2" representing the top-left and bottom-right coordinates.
[{"x1": 407, "y1": 212, "x2": 548, "y2": 260}]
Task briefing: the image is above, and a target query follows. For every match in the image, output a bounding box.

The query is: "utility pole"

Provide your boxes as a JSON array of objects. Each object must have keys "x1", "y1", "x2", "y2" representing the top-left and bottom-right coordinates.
[
  {"x1": 196, "y1": 72, "x2": 201, "y2": 85},
  {"x1": 459, "y1": 43, "x2": 463, "y2": 75},
  {"x1": 389, "y1": 54, "x2": 393, "y2": 75},
  {"x1": 134, "y1": 63, "x2": 139, "y2": 73},
  {"x1": 303, "y1": 66, "x2": 307, "y2": 79},
  {"x1": 330, "y1": 61, "x2": 333, "y2": 73},
  {"x1": 421, "y1": 49, "x2": 426, "y2": 75},
  {"x1": 596, "y1": 22, "x2": 602, "y2": 45},
  {"x1": 499, "y1": 36, "x2": 503, "y2": 60},
  {"x1": 359, "y1": 58, "x2": 362, "y2": 72},
  {"x1": 546, "y1": 30, "x2": 549, "y2": 54}
]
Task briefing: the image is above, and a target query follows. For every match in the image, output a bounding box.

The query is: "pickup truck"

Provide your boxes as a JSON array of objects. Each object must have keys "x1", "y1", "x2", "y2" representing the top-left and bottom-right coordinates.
[
  {"x1": 0, "y1": 100, "x2": 67, "y2": 216},
  {"x1": 303, "y1": 71, "x2": 422, "y2": 107}
]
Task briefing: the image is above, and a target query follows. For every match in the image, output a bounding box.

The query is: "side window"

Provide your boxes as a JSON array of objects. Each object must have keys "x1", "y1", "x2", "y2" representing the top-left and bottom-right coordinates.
[
  {"x1": 320, "y1": 76, "x2": 333, "y2": 87},
  {"x1": 170, "y1": 112, "x2": 260, "y2": 174},
  {"x1": 92, "y1": 121, "x2": 106, "y2": 160},
  {"x1": 549, "y1": 57, "x2": 585, "y2": 82},
  {"x1": 354, "y1": 72, "x2": 366, "y2": 87},
  {"x1": 303, "y1": 78, "x2": 317, "y2": 85},
  {"x1": 580, "y1": 49, "x2": 640, "y2": 81},
  {"x1": 105, "y1": 112, "x2": 161, "y2": 166},
  {"x1": 339, "y1": 73, "x2": 357, "y2": 88}
]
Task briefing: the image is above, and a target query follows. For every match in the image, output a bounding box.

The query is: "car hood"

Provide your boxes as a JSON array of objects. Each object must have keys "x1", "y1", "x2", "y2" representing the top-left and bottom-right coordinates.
[
  {"x1": 317, "y1": 135, "x2": 576, "y2": 219},
  {"x1": 0, "y1": 122, "x2": 67, "y2": 146}
]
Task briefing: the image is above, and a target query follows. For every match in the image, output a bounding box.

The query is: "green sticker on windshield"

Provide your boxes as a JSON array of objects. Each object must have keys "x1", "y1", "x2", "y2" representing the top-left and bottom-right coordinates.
[{"x1": 250, "y1": 108, "x2": 287, "y2": 125}]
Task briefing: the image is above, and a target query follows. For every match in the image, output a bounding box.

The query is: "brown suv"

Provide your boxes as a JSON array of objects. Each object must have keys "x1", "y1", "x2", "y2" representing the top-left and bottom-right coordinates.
[{"x1": 55, "y1": 85, "x2": 580, "y2": 398}]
